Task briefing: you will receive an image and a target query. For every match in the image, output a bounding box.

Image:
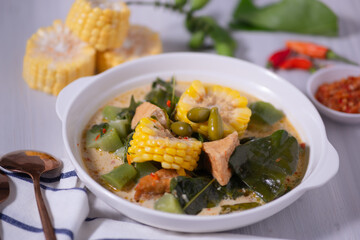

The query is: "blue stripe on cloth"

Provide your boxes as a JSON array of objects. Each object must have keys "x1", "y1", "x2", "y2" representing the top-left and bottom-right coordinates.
[
  {"x1": 5, "y1": 170, "x2": 78, "y2": 183},
  {"x1": 0, "y1": 213, "x2": 74, "y2": 240},
  {"x1": 85, "y1": 217, "x2": 98, "y2": 222},
  {"x1": 5, "y1": 173, "x2": 87, "y2": 193}
]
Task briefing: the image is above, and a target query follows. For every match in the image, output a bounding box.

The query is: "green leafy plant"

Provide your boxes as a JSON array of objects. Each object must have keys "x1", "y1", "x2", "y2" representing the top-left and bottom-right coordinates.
[
  {"x1": 230, "y1": 0, "x2": 338, "y2": 36},
  {"x1": 229, "y1": 130, "x2": 299, "y2": 202},
  {"x1": 125, "y1": 0, "x2": 236, "y2": 56}
]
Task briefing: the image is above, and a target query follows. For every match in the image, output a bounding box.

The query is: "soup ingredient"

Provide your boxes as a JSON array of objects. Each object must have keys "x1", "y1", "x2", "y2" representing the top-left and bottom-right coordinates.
[
  {"x1": 220, "y1": 202, "x2": 261, "y2": 215},
  {"x1": 131, "y1": 102, "x2": 168, "y2": 129},
  {"x1": 187, "y1": 107, "x2": 210, "y2": 123},
  {"x1": 208, "y1": 107, "x2": 224, "y2": 140},
  {"x1": 229, "y1": 130, "x2": 299, "y2": 202},
  {"x1": 286, "y1": 41, "x2": 358, "y2": 65},
  {"x1": 22, "y1": 20, "x2": 95, "y2": 95},
  {"x1": 171, "y1": 177, "x2": 223, "y2": 215},
  {"x1": 134, "y1": 162, "x2": 158, "y2": 180},
  {"x1": 176, "y1": 80, "x2": 251, "y2": 138},
  {"x1": 154, "y1": 193, "x2": 184, "y2": 214},
  {"x1": 66, "y1": 0, "x2": 130, "y2": 51},
  {"x1": 203, "y1": 132, "x2": 239, "y2": 186},
  {"x1": 134, "y1": 169, "x2": 178, "y2": 201},
  {"x1": 171, "y1": 122, "x2": 193, "y2": 137},
  {"x1": 145, "y1": 78, "x2": 179, "y2": 116},
  {"x1": 267, "y1": 48, "x2": 291, "y2": 69},
  {"x1": 102, "y1": 106, "x2": 123, "y2": 121},
  {"x1": 230, "y1": 0, "x2": 338, "y2": 36},
  {"x1": 249, "y1": 101, "x2": 284, "y2": 126},
  {"x1": 97, "y1": 25, "x2": 162, "y2": 72},
  {"x1": 109, "y1": 120, "x2": 131, "y2": 139},
  {"x1": 315, "y1": 75, "x2": 360, "y2": 113},
  {"x1": 86, "y1": 123, "x2": 123, "y2": 152},
  {"x1": 279, "y1": 57, "x2": 314, "y2": 71},
  {"x1": 127, "y1": 118, "x2": 202, "y2": 173},
  {"x1": 101, "y1": 163, "x2": 137, "y2": 190}
]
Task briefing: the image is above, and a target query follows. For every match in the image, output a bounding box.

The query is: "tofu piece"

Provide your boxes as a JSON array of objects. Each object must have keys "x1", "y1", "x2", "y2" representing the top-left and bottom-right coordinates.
[
  {"x1": 131, "y1": 102, "x2": 167, "y2": 129},
  {"x1": 202, "y1": 132, "x2": 239, "y2": 186}
]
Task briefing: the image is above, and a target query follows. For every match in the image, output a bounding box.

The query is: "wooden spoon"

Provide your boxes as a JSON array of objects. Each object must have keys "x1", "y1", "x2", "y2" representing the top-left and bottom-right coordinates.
[{"x1": 0, "y1": 150, "x2": 61, "y2": 240}]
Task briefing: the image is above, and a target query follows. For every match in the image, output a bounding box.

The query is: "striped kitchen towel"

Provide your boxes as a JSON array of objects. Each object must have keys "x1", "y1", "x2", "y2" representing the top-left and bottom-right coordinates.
[{"x1": 0, "y1": 157, "x2": 278, "y2": 240}]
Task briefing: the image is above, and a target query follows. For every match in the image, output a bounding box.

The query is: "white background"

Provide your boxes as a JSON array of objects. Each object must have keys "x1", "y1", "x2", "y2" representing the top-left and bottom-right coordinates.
[{"x1": 1, "y1": 0, "x2": 360, "y2": 239}]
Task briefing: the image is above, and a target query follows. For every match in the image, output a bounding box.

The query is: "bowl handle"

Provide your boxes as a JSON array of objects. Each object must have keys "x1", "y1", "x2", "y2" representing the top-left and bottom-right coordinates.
[
  {"x1": 304, "y1": 141, "x2": 339, "y2": 189},
  {"x1": 56, "y1": 76, "x2": 95, "y2": 122}
]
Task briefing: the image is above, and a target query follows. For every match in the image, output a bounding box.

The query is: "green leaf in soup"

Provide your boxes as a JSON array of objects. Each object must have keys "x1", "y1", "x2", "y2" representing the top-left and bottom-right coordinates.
[
  {"x1": 229, "y1": 130, "x2": 299, "y2": 202},
  {"x1": 230, "y1": 0, "x2": 338, "y2": 36},
  {"x1": 249, "y1": 101, "x2": 284, "y2": 126},
  {"x1": 170, "y1": 177, "x2": 224, "y2": 215},
  {"x1": 219, "y1": 175, "x2": 248, "y2": 200},
  {"x1": 220, "y1": 202, "x2": 261, "y2": 215}
]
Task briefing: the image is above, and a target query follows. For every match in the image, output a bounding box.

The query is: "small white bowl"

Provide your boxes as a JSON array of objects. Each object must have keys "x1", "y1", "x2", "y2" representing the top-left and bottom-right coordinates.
[{"x1": 307, "y1": 65, "x2": 360, "y2": 124}]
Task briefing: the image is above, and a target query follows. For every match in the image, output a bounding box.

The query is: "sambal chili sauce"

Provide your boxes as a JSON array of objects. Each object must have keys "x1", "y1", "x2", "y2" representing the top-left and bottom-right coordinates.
[{"x1": 315, "y1": 75, "x2": 360, "y2": 113}]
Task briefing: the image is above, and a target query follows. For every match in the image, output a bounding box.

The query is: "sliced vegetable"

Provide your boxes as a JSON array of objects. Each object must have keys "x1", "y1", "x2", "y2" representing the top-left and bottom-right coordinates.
[
  {"x1": 101, "y1": 164, "x2": 137, "y2": 190},
  {"x1": 109, "y1": 119, "x2": 131, "y2": 138},
  {"x1": 114, "y1": 146, "x2": 127, "y2": 159},
  {"x1": 230, "y1": 0, "x2": 338, "y2": 36},
  {"x1": 86, "y1": 123, "x2": 123, "y2": 152},
  {"x1": 249, "y1": 101, "x2": 284, "y2": 125},
  {"x1": 154, "y1": 193, "x2": 184, "y2": 214},
  {"x1": 171, "y1": 121, "x2": 193, "y2": 137},
  {"x1": 170, "y1": 177, "x2": 224, "y2": 215},
  {"x1": 134, "y1": 162, "x2": 158, "y2": 180},
  {"x1": 208, "y1": 107, "x2": 224, "y2": 141},
  {"x1": 102, "y1": 106, "x2": 122, "y2": 121},
  {"x1": 229, "y1": 130, "x2": 299, "y2": 202},
  {"x1": 286, "y1": 41, "x2": 358, "y2": 65},
  {"x1": 187, "y1": 107, "x2": 210, "y2": 123},
  {"x1": 220, "y1": 202, "x2": 261, "y2": 214}
]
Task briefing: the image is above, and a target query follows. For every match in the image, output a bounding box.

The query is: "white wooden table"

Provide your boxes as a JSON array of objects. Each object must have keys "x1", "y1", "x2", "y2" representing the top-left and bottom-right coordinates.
[{"x1": 1, "y1": 0, "x2": 360, "y2": 239}]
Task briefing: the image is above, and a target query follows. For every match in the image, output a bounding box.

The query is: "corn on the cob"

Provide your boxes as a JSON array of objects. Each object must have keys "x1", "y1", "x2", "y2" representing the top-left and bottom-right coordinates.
[
  {"x1": 176, "y1": 80, "x2": 252, "y2": 137},
  {"x1": 66, "y1": 0, "x2": 130, "y2": 51},
  {"x1": 22, "y1": 20, "x2": 95, "y2": 95},
  {"x1": 97, "y1": 25, "x2": 162, "y2": 72},
  {"x1": 128, "y1": 117, "x2": 202, "y2": 174}
]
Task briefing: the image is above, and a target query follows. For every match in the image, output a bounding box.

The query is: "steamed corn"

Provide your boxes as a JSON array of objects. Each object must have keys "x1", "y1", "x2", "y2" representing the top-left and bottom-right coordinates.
[
  {"x1": 176, "y1": 80, "x2": 252, "y2": 137},
  {"x1": 66, "y1": 0, "x2": 130, "y2": 51},
  {"x1": 128, "y1": 118, "x2": 202, "y2": 175},
  {"x1": 97, "y1": 25, "x2": 162, "y2": 72},
  {"x1": 22, "y1": 20, "x2": 95, "y2": 95}
]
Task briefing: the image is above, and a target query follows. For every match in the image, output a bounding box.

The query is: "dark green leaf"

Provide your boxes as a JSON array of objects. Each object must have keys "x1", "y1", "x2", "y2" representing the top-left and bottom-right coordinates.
[
  {"x1": 220, "y1": 202, "x2": 261, "y2": 214},
  {"x1": 229, "y1": 130, "x2": 299, "y2": 202},
  {"x1": 190, "y1": 0, "x2": 210, "y2": 11},
  {"x1": 170, "y1": 177, "x2": 224, "y2": 215},
  {"x1": 230, "y1": 0, "x2": 338, "y2": 36},
  {"x1": 145, "y1": 78, "x2": 179, "y2": 116},
  {"x1": 219, "y1": 175, "x2": 247, "y2": 200},
  {"x1": 249, "y1": 101, "x2": 284, "y2": 126}
]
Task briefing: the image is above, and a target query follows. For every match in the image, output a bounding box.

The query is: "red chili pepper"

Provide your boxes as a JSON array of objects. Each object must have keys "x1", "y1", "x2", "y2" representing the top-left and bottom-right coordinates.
[
  {"x1": 286, "y1": 41, "x2": 358, "y2": 65},
  {"x1": 150, "y1": 172, "x2": 159, "y2": 180},
  {"x1": 279, "y1": 57, "x2": 314, "y2": 71},
  {"x1": 166, "y1": 100, "x2": 171, "y2": 107},
  {"x1": 95, "y1": 134, "x2": 100, "y2": 141},
  {"x1": 267, "y1": 48, "x2": 291, "y2": 69},
  {"x1": 102, "y1": 128, "x2": 107, "y2": 134}
]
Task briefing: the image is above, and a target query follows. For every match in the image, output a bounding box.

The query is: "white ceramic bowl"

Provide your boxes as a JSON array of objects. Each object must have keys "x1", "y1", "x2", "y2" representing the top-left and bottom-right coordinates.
[
  {"x1": 307, "y1": 65, "x2": 360, "y2": 124},
  {"x1": 56, "y1": 53, "x2": 339, "y2": 233}
]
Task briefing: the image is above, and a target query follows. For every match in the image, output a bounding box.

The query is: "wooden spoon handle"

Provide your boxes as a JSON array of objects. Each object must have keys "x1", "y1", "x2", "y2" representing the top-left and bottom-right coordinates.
[{"x1": 33, "y1": 176, "x2": 57, "y2": 240}]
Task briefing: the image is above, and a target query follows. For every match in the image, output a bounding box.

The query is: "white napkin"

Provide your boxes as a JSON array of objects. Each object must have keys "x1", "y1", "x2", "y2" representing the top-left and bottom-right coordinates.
[{"x1": 0, "y1": 157, "x2": 279, "y2": 240}]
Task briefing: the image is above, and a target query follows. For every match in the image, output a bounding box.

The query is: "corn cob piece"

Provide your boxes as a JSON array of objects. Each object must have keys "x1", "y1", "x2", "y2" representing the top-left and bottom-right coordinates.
[
  {"x1": 22, "y1": 20, "x2": 95, "y2": 95},
  {"x1": 128, "y1": 117, "x2": 202, "y2": 174},
  {"x1": 176, "y1": 80, "x2": 252, "y2": 138},
  {"x1": 66, "y1": 0, "x2": 130, "y2": 51},
  {"x1": 97, "y1": 25, "x2": 162, "y2": 72}
]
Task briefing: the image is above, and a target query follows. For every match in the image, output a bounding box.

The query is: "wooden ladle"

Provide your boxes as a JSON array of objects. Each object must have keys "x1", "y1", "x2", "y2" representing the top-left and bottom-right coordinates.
[{"x1": 0, "y1": 150, "x2": 61, "y2": 240}]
